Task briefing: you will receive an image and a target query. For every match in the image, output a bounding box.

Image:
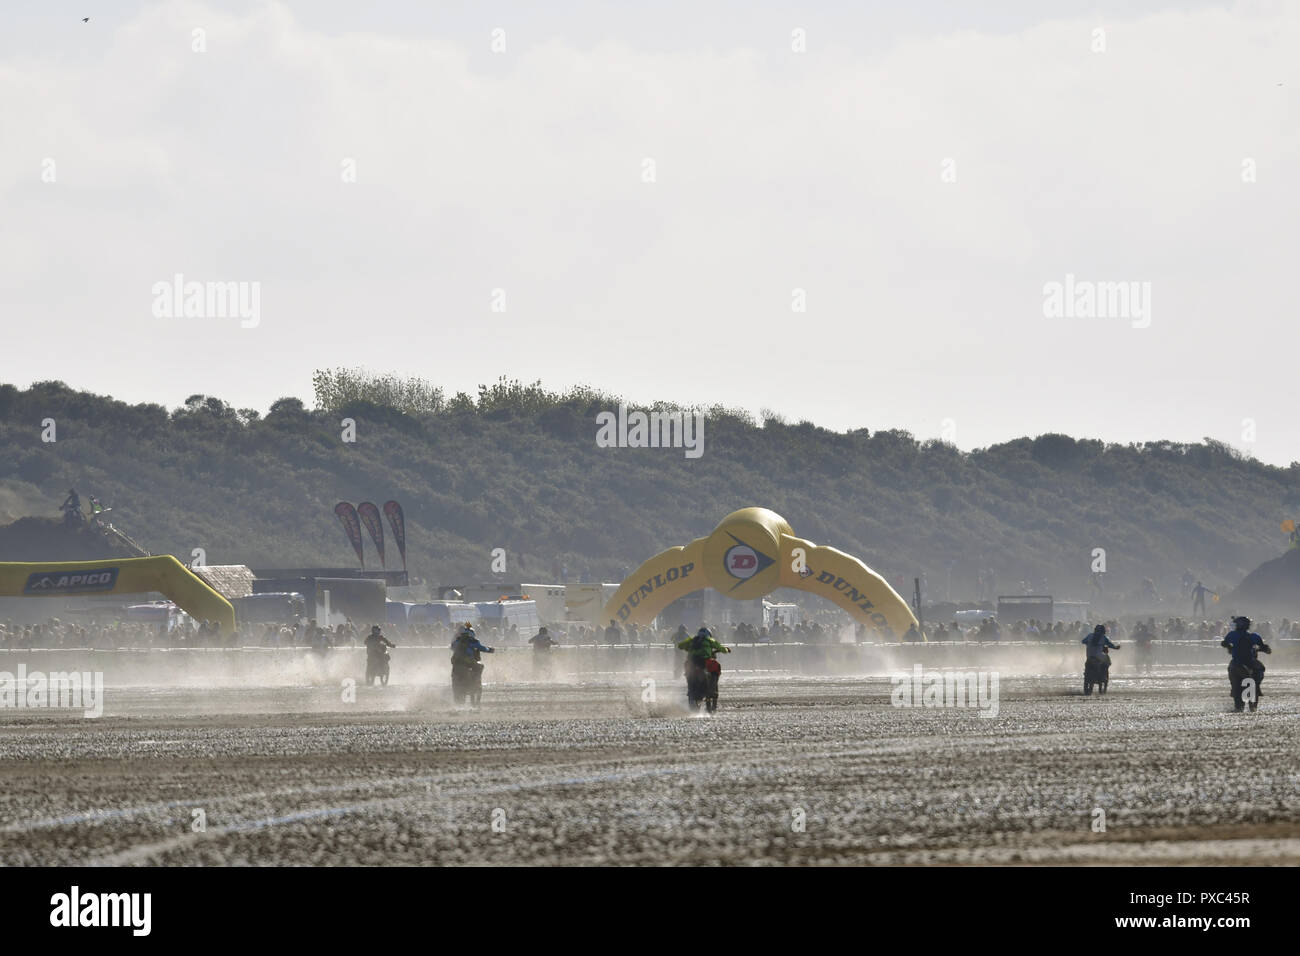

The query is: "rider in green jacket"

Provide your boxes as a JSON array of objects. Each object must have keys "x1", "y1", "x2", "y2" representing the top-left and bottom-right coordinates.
[{"x1": 676, "y1": 626, "x2": 731, "y2": 661}]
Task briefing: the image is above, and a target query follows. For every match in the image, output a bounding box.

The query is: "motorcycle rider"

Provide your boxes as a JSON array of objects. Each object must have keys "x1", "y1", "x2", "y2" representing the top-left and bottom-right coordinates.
[
  {"x1": 676, "y1": 626, "x2": 730, "y2": 709},
  {"x1": 451, "y1": 622, "x2": 494, "y2": 660},
  {"x1": 1081, "y1": 623, "x2": 1119, "y2": 686},
  {"x1": 364, "y1": 624, "x2": 394, "y2": 685},
  {"x1": 1221, "y1": 615, "x2": 1271, "y2": 712},
  {"x1": 528, "y1": 625, "x2": 558, "y2": 676},
  {"x1": 676, "y1": 625, "x2": 730, "y2": 662},
  {"x1": 450, "y1": 623, "x2": 494, "y2": 706},
  {"x1": 529, "y1": 625, "x2": 557, "y2": 652},
  {"x1": 309, "y1": 623, "x2": 333, "y2": 656},
  {"x1": 1133, "y1": 618, "x2": 1155, "y2": 674}
]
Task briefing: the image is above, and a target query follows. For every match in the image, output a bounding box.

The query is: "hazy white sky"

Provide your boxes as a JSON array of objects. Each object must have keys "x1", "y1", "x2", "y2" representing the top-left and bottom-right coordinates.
[{"x1": 2, "y1": 1, "x2": 1296, "y2": 463}]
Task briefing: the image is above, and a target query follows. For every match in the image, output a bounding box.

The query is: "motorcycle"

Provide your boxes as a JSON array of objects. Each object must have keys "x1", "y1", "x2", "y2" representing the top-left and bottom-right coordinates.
[
  {"x1": 1083, "y1": 649, "x2": 1115, "y2": 696},
  {"x1": 365, "y1": 646, "x2": 391, "y2": 686},
  {"x1": 531, "y1": 651, "x2": 555, "y2": 679},
  {"x1": 1228, "y1": 660, "x2": 1266, "y2": 712},
  {"x1": 452, "y1": 659, "x2": 484, "y2": 706},
  {"x1": 685, "y1": 657, "x2": 722, "y2": 713},
  {"x1": 1134, "y1": 639, "x2": 1155, "y2": 675}
]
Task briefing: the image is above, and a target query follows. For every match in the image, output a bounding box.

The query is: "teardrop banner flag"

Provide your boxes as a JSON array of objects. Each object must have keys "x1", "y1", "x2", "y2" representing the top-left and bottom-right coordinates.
[
  {"x1": 334, "y1": 502, "x2": 365, "y2": 568},
  {"x1": 357, "y1": 502, "x2": 386, "y2": 569},
  {"x1": 383, "y1": 500, "x2": 407, "y2": 570}
]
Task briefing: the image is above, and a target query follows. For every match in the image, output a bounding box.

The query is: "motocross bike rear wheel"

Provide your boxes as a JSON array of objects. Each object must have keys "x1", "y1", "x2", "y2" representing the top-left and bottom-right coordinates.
[
  {"x1": 451, "y1": 665, "x2": 470, "y2": 704},
  {"x1": 685, "y1": 662, "x2": 708, "y2": 710}
]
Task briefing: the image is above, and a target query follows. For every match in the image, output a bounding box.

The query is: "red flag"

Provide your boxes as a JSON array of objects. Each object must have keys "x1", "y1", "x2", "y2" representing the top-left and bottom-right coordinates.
[
  {"x1": 383, "y1": 500, "x2": 406, "y2": 570},
  {"x1": 334, "y1": 502, "x2": 365, "y2": 568},
  {"x1": 357, "y1": 502, "x2": 386, "y2": 569}
]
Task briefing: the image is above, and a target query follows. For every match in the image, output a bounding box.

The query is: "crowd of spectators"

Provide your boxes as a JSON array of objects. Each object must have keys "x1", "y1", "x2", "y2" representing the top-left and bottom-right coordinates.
[
  {"x1": 4, "y1": 613, "x2": 1297, "y2": 651},
  {"x1": 918, "y1": 616, "x2": 1300, "y2": 642},
  {"x1": 0, "y1": 618, "x2": 361, "y2": 650}
]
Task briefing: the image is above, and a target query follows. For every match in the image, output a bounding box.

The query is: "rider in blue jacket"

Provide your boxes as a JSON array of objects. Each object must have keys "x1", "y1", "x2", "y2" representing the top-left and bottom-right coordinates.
[
  {"x1": 1081, "y1": 623, "x2": 1119, "y2": 659},
  {"x1": 1221, "y1": 616, "x2": 1270, "y2": 711},
  {"x1": 451, "y1": 623, "x2": 494, "y2": 661}
]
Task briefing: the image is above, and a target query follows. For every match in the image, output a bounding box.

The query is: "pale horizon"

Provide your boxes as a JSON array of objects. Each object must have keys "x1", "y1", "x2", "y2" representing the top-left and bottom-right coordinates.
[{"x1": 3, "y1": 0, "x2": 1296, "y2": 464}]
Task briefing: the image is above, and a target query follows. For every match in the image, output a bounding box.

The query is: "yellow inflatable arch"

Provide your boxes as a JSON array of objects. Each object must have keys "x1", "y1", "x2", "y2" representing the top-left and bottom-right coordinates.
[
  {"x1": 601, "y1": 507, "x2": 918, "y2": 637},
  {"x1": 0, "y1": 556, "x2": 236, "y2": 633}
]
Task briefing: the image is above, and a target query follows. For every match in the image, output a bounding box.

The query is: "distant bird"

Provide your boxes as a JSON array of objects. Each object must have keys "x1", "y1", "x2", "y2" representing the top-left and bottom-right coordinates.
[{"x1": 83, "y1": 17, "x2": 89, "y2": 23}]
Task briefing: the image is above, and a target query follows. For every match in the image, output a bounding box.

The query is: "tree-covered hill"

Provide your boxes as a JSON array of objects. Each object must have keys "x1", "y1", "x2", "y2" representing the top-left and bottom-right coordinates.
[{"x1": 2, "y1": 375, "x2": 1297, "y2": 608}]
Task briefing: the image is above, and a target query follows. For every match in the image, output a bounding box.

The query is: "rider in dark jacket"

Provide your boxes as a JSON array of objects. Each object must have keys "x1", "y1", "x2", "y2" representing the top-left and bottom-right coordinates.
[
  {"x1": 528, "y1": 626, "x2": 557, "y2": 652},
  {"x1": 365, "y1": 624, "x2": 394, "y2": 657},
  {"x1": 1082, "y1": 624, "x2": 1119, "y2": 657},
  {"x1": 1082, "y1": 624, "x2": 1119, "y2": 684},
  {"x1": 1221, "y1": 616, "x2": 1270, "y2": 711},
  {"x1": 451, "y1": 623, "x2": 494, "y2": 706},
  {"x1": 362, "y1": 625, "x2": 394, "y2": 685}
]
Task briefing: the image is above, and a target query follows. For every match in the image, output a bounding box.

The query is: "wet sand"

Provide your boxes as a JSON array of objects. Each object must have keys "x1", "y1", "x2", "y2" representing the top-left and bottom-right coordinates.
[{"x1": 1, "y1": 668, "x2": 1297, "y2": 865}]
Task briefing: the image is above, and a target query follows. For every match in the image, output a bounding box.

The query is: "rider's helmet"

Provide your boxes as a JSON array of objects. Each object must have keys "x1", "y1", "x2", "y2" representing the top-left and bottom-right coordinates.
[
  {"x1": 1093, "y1": 624, "x2": 1107, "y2": 636},
  {"x1": 538, "y1": 626, "x2": 548, "y2": 635},
  {"x1": 695, "y1": 626, "x2": 712, "y2": 640},
  {"x1": 458, "y1": 622, "x2": 475, "y2": 637},
  {"x1": 370, "y1": 625, "x2": 382, "y2": 635},
  {"x1": 1232, "y1": 615, "x2": 1251, "y2": 629}
]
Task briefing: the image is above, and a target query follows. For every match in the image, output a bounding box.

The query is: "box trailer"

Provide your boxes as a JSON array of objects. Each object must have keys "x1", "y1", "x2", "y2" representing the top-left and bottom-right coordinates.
[
  {"x1": 996, "y1": 594, "x2": 1054, "y2": 624},
  {"x1": 409, "y1": 602, "x2": 478, "y2": 626},
  {"x1": 763, "y1": 601, "x2": 801, "y2": 628},
  {"x1": 474, "y1": 599, "x2": 541, "y2": 637},
  {"x1": 519, "y1": 583, "x2": 566, "y2": 624},
  {"x1": 314, "y1": 577, "x2": 386, "y2": 628},
  {"x1": 565, "y1": 583, "x2": 605, "y2": 624},
  {"x1": 234, "y1": 592, "x2": 306, "y2": 624},
  {"x1": 1053, "y1": 601, "x2": 1090, "y2": 624},
  {"x1": 385, "y1": 600, "x2": 413, "y2": 625}
]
